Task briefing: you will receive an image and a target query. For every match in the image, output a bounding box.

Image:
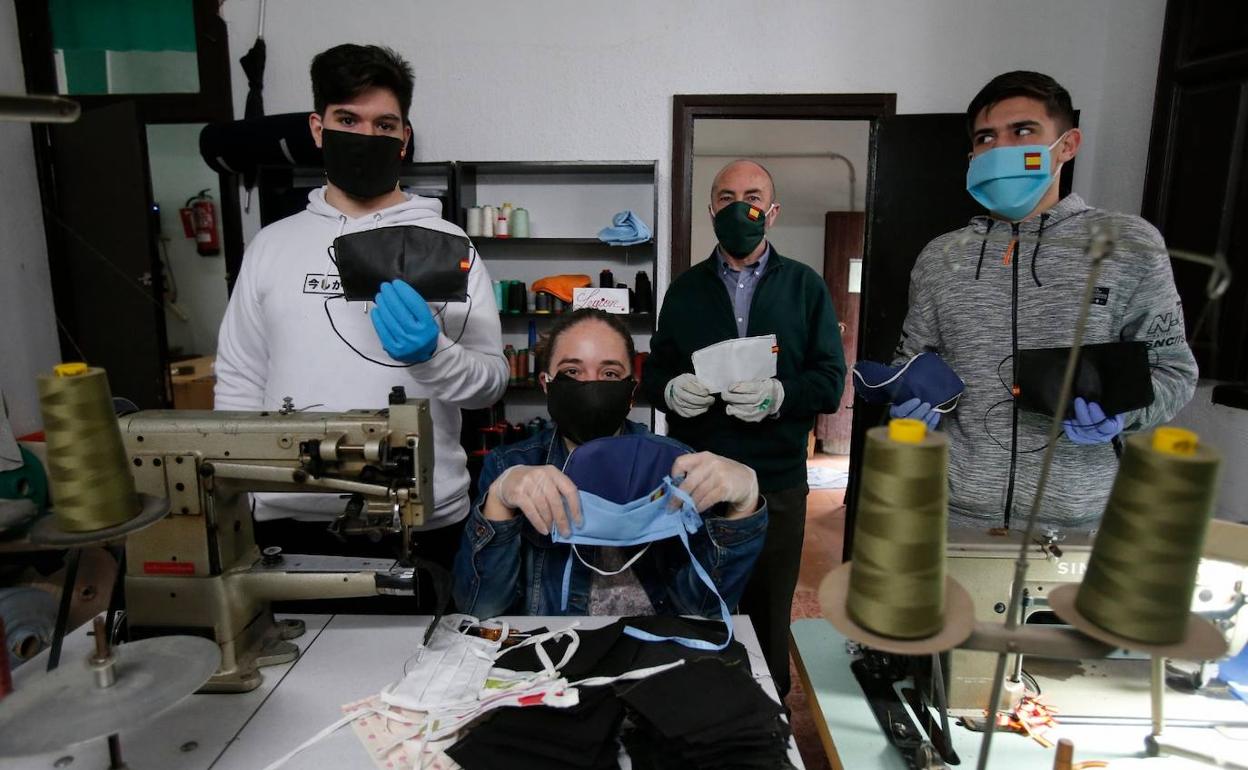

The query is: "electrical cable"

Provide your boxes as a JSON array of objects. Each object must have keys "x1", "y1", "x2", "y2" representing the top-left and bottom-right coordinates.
[{"x1": 323, "y1": 244, "x2": 478, "y2": 367}]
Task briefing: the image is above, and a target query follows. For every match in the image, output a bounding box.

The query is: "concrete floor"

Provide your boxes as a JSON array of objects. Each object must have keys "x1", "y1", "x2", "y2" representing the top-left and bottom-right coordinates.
[{"x1": 787, "y1": 453, "x2": 850, "y2": 770}]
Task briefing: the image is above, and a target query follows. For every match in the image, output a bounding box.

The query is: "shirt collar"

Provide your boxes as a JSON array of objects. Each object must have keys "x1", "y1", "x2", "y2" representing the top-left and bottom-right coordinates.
[{"x1": 717, "y1": 242, "x2": 771, "y2": 277}]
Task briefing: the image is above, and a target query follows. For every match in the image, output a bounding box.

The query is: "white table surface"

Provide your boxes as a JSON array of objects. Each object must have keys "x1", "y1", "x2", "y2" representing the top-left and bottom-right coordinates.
[
  {"x1": 5, "y1": 614, "x2": 801, "y2": 769},
  {"x1": 791, "y1": 617, "x2": 1247, "y2": 770}
]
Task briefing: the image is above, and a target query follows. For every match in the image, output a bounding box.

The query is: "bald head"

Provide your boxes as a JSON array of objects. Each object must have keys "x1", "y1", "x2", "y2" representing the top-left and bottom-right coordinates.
[{"x1": 710, "y1": 159, "x2": 777, "y2": 209}]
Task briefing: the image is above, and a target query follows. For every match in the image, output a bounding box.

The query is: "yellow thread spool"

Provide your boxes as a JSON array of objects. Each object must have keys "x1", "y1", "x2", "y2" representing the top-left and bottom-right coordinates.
[
  {"x1": 888, "y1": 417, "x2": 927, "y2": 444},
  {"x1": 1075, "y1": 427, "x2": 1220, "y2": 645},
  {"x1": 37, "y1": 364, "x2": 139, "y2": 532},
  {"x1": 847, "y1": 420, "x2": 949, "y2": 639}
]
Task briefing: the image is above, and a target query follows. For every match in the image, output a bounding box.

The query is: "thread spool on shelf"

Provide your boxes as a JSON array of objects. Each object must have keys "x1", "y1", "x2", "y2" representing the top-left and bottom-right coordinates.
[
  {"x1": 466, "y1": 207, "x2": 483, "y2": 238},
  {"x1": 37, "y1": 364, "x2": 140, "y2": 533},
  {"x1": 1049, "y1": 426, "x2": 1228, "y2": 660},
  {"x1": 511, "y1": 208, "x2": 529, "y2": 238},
  {"x1": 481, "y1": 206, "x2": 496, "y2": 238},
  {"x1": 819, "y1": 418, "x2": 974, "y2": 654}
]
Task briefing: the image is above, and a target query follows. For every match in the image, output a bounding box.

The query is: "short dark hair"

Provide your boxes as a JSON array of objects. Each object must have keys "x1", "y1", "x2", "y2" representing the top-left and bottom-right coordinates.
[
  {"x1": 311, "y1": 44, "x2": 414, "y2": 119},
  {"x1": 966, "y1": 71, "x2": 1075, "y2": 137},
  {"x1": 535, "y1": 309, "x2": 637, "y2": 375}
]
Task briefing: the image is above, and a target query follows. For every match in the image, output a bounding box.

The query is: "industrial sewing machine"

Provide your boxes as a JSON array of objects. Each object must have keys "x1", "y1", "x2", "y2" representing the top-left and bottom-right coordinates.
[
  {"x1": 118, "y1": 395, "x2": 435, "y2": 692},
  {"x1": 944, "y1": 527, "x2": 1095, "y2": 713},
  {"x1": 943, "y1": 526, "x2": 1248, "y2": 714},
  {"x1": 845, "y1": 524, "x2": 1248, "y2": 769}
]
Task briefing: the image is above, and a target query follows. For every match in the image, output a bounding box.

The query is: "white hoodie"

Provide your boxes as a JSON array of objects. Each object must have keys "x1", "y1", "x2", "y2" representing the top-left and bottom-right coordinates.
[{"x1": 214, "y1": 188, "x2": 507, "y2": 528}]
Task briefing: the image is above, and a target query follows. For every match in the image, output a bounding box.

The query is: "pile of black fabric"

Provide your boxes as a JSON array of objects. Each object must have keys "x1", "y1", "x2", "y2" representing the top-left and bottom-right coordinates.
[
  {"x1": 445, "y1": 616, "x2": 795, "y2": 770},
  {"x1": 619, "y1": 657, "x2": 792, "y2": 769}
]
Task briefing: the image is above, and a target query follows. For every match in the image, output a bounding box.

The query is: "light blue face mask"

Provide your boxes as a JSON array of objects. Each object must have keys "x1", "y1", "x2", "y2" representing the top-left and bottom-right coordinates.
[
  {"x1": 550, "y1": 476, "x2": 733, "y2": 651},
  {"x1": 966, "y1": 132, "x2": 1067, "y2": 222}
]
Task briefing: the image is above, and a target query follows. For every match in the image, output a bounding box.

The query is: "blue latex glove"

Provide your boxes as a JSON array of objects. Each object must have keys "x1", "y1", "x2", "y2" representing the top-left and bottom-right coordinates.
[
  {"x1": 1062, "y1": 397, "x2": 1125, "y2": 445},
  {"x1": 890, "y1": 397, "x2": 940, "y2": 430},
  {"x1": 370, "y1": 279, "x2": 439, "y2": 364}
]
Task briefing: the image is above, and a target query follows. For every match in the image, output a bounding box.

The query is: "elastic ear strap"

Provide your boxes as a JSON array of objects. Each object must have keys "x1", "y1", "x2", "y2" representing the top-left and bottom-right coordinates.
[
  {"x1": 852, "y1": 353, "x2": 921, "y2": 389},
  {"x1": 572, "y1": 542, "x2": 651, "y2": 576},
  {"x1": 621, "y1": 526, "x2": 733, "y2": 651}
]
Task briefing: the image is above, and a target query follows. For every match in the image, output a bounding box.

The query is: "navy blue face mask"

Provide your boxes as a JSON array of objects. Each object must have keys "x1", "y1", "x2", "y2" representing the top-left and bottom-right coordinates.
[{"x1": 852, "y1": 352, "x2": 965, "y2": 413}]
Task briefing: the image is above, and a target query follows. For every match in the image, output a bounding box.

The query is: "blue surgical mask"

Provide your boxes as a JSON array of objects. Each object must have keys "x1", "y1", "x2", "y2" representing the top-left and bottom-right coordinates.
[
  {"x1": 966, "y1": 132, "x2": 1068, "y2": 221},
  {"x1": 550, "y1": 477, "x2": 733, "y2": 651}
]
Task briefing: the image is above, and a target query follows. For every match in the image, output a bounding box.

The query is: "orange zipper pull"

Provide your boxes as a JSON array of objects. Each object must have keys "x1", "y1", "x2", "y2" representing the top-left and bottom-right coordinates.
[{"x1": 1003, "y1": 239, "x2": 1017, "y2": 266}]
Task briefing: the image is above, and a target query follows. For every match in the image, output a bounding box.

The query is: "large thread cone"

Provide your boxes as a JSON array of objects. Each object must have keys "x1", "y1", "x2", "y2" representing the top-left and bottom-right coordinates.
[
  {"x1": 847, "y1": 424, "x2": 949, "y2": 639},
  {"x1": 1075, "y1": 430, "x2": 1220, "y2": 645},
  {"x1": 37, "y1": 366, "x2": 139, "y2": 532}
]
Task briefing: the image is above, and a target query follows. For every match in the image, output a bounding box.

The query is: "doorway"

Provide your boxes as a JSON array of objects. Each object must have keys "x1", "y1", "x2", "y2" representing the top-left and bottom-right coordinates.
[
  {"x1": 16, "y1": 0, "x2": 239, "y2": 407},
  {"x1": 689, "y1": 119, "x2": 869, "y2": 456}
]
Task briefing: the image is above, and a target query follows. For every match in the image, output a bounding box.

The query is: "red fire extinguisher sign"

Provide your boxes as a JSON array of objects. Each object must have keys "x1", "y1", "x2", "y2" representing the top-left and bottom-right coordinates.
[{"x1": 179, "y1": 189, "x2": 220, "y2": 256}]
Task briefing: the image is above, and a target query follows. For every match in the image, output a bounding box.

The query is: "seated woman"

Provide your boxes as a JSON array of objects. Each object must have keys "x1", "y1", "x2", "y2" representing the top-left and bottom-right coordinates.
[{"x1": 452, "y1": 309, "x2": 767, "y2": 619}]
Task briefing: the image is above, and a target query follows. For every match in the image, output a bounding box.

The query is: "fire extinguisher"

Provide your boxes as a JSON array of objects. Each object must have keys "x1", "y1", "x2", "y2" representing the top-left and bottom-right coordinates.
[{"x1": 179, "y1": 189, "x2": 220, "y2": 256}]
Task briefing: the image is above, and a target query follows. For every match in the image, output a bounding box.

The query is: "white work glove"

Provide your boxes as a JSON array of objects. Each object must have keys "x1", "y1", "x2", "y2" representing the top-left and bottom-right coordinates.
[
  {"x1": 722, "y1": 378, "x2": 784, "y2": 423},
  {"x1": 670, "y1": 452, "x2": 761, "y2": 519},
  {"x1": 664, "y1": 373, "x2": 714, "y2": 418},
  {"x1": 489, "y1": 465, "x2": 582, "y2": 537}
]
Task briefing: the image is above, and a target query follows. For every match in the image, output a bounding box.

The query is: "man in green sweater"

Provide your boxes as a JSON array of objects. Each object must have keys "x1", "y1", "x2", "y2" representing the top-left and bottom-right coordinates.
[{"x1": 643, "y1": 159, "x2": 846, "y2": 699}]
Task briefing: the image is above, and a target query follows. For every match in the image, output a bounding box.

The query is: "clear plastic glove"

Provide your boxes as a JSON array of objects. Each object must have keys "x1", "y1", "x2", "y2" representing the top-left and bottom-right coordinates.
[
  {"x1": 665, "y1": 373, "x2": 714, "y2": 418},
  {"x1": 670, "y1": 452, "x2": 760, "y2": 519},
  {"x1": 890, "y1": 397, "x2": 940, "y2": 430},
  {"x1": 488, "y1": 465, "x2": 583, "y2": 537},
  {"x1": 722, "y1": 378, "x2": 784, "y2": 423},
  {"x1": 1062, "y1": 397, "x2": 1125, "y2": 445},
  {"x1": 370, "y1": 279, "x2": 439, "y2": 364}
]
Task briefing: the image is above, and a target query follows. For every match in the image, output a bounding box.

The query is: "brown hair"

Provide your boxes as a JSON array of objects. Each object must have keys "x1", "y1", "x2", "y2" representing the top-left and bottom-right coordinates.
[{"x1": 535, "y1": 308, "x2": 636, "y2": 375}]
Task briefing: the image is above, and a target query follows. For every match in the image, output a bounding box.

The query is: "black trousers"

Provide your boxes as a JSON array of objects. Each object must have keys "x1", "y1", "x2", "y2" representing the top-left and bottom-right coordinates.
[
  {"x1": 253, "y1": 516, "x2": 465, "y2": 614},
  {"x1": 738, "y1": 483, "x2": 808, "y2": 700}
]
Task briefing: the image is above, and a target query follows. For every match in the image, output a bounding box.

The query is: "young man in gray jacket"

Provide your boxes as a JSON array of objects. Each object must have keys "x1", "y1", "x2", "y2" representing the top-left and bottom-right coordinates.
[{"x1": 891, "y1": 71, "x2": 1197, "y2": 530}]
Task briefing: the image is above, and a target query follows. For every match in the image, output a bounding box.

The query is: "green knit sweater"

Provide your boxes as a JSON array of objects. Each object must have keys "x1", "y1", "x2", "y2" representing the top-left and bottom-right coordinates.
[{"x1": 643, "y1": 250, "x2": 846, "y2": 492}]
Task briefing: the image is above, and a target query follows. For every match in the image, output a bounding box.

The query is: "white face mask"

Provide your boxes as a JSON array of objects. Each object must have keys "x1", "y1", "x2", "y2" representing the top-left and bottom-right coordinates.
[{"x1": 380, "y1": 615, "x2": 508, "y2": 712}]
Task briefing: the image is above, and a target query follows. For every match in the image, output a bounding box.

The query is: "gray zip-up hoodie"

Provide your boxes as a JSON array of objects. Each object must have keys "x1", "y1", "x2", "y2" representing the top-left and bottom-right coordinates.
[{"x1": 894, "y1": 194, "x2": 1198, "y2": 530}]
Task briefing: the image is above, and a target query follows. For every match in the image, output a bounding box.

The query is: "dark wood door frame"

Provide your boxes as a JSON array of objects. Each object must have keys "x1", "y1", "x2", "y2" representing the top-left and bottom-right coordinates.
[
  {"x1": 670, "y1": 93, "x2": 896, "y2": 277},
  {"x1": 15, "y1": 0, "x2": 239, "y2": 400}
]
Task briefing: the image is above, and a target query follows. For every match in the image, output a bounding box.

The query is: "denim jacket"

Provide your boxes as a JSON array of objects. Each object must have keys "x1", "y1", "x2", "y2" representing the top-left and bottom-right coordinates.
[{"x1": 452, "y1": 421, "x2": 768, "y2": 618}]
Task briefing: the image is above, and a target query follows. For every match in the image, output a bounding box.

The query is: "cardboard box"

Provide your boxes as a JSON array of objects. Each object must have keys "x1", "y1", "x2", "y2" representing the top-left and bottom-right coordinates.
[
  {"x1": 170, "y1": 355, "x2": 215, "y2": 409},
  {"x1": 169, "y1": 355, "x2": 214, "y2": 379},
  {"x1": 172, "y1": 377, "x2": 215, "y2": 409}
]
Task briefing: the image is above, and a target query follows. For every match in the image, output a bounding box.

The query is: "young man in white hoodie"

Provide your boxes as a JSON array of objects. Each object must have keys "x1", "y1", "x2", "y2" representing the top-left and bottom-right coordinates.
[{"x1": 214, "y1": 45, "x2": 506, "y2": 581}]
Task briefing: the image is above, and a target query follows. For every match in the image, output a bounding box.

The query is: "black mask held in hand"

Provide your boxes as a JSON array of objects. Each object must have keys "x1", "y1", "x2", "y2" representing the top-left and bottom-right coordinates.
[
  {"x1": 333, "y1": 225, "x2": 472, "y2": 302},
  {"x1": 1015, "y1": 341, "x2": 1154, "y2": 419},
  {"x1": 545, "y1": 374, "x2": 636, "y2": 445},
  {"x1": 321, "y1": 128, "x2": 404, "y2": 199},
  {"x1": 711, "y1": 201, "x2": 769, "y2": 258}
]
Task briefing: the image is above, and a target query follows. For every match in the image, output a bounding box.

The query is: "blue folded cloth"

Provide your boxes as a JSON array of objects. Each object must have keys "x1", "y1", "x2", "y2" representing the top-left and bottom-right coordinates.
[
  {"x1": 853, "y1": 352, "x2": 965, "y2": 413},
  {"x1": 1221, "y1": 642, "x2": 1248, "y2": 705},
  {"x1": 597, "y1": 210, "x2": 652, "y2": 246}
]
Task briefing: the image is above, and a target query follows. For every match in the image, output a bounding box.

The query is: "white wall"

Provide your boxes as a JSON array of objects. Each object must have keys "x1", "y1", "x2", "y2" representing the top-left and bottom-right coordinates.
[
  {"x1": 221, "y1": 0, "x2": 1169, "y2": 299},
  {"x1": 691, "y1": 119, "x2": 870, "y2": 275},
  {"x1": 146, "y1": 123, "x2": 231, "y2": 356},
  {"x1": 0, "y1": 1, "x2": 59, "y2": 436},
  {"x1": 0, "y1": 0, "x2": 1176, "y2": 432},
  {"x1": 1171, "y1": 385, "x2": 1248, "y2": 523}
]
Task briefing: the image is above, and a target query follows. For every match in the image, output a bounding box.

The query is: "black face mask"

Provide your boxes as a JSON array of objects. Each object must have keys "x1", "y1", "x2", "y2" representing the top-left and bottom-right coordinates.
[
  {"x1": 545, "y1": 374, "x2": 636, "y2": 445},
  {"x1": 321, "y1": 127, "x2": 404, "y2": 199},
  {"x1": 712, "y1": 201, "x2": 769, "y2": 258},
  {"x1": 1015, "y1": 341, "x2": 1155, "y2": 418},
  {"x1": 333, "y1": 226, "x2": 471, "y2": 302}
]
